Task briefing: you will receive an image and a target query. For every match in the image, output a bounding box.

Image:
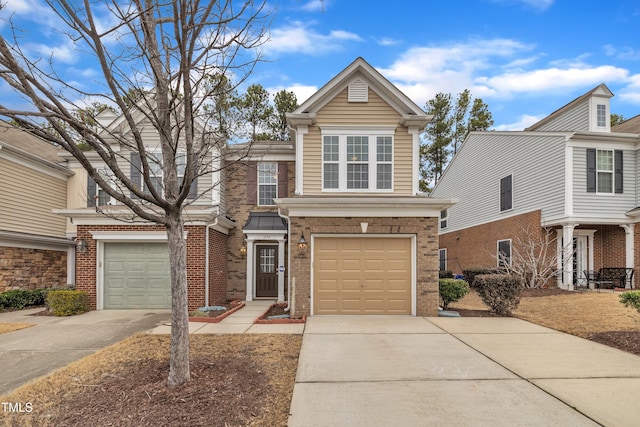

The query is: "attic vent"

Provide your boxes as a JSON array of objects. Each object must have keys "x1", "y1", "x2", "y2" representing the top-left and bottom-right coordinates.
[{"x1": 348, "y1": 78, "x2": 368, "y2": 102}]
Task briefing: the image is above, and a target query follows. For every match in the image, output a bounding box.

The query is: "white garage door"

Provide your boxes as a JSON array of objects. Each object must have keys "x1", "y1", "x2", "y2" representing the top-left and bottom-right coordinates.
[
  {"x1": 313, "y1": 237, "x2": 412, "y2": 315},
  {"x1": 103, "y1": 242, "x2": 171, "y2": 309}
]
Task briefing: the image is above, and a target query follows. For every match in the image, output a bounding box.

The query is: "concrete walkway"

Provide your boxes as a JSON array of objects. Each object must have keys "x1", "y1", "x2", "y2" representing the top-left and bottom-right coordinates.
[
  {"x1": 0, "y1": 308, "x2": 170, "y2": 395},
  {"x1": 288, "y1": 316, "x2": 640, "y2": 427}
]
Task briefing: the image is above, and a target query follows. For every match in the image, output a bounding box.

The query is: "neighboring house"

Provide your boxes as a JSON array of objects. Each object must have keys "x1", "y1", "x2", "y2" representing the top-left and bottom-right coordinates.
[
  {"x1": 0, "y1": 121, "x2": 74, "y2": 292},
  {"x1": 432, "y1": 84, "x2": 640, "y2": 289},
  {"x1": 53, "y1": 57, "x2": 455, "y2": 315}
]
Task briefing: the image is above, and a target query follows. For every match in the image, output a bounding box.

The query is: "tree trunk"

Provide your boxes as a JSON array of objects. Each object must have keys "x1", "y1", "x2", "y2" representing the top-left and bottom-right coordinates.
[{"x1": 166, "y1": 209, "x2": 190, "y2": 387}]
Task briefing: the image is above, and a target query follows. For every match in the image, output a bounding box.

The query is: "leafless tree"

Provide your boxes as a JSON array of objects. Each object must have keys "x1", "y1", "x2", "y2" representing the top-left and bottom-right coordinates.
[
  {"x1": 492, "y1": 225, "x2": 559, "y2": 289},
  {"x1": 0, "y1": 0, "x2": 268, "y2": 387}
]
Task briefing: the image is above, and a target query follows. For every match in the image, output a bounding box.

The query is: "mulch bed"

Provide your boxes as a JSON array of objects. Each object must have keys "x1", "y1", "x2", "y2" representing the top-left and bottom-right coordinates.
[
  {"x1": 189, "y1": 301, "x2": 244, "y2": 323},
  {"x1": 255, "y1": 303, "x2": 305, "y2": 324}
]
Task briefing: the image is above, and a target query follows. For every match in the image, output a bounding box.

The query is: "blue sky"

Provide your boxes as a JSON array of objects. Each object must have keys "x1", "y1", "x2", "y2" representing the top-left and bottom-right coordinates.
[{"x1": 2, "y1": 0, "x2": 640, "y2": 130}]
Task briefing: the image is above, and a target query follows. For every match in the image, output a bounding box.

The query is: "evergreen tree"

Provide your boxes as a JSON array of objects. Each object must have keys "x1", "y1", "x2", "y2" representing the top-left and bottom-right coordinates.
[
  {"x1": 236, "y1": 84, "x2": 273, "y2": 141},
  {"x1": 269, "y1": 89, "x2": 298, "y2": 141}
]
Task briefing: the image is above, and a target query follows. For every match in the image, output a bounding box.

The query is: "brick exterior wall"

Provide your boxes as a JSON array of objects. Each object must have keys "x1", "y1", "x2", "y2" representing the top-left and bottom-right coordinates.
[
  {"x1": 288, "y1": 216, "x2": 440, "y2": 317},
  {"x1": 208, "y1": 228, "x2": 228, "y2": 305},
  {"x1": 0, "y1": 247, "x2": 67, "y2": 292},
  {"x1": 439, "y1": 211, "x2": 544, "y2": 275},
  {"x1": 224, "y1": 160, "x2": 295, "y2": 301},
  {"x1": 75, "y1": 224, "x2": 226, "y2": 310},
  {"x1": 439, "y1": 210, "x2": 631, "y2": 282}
]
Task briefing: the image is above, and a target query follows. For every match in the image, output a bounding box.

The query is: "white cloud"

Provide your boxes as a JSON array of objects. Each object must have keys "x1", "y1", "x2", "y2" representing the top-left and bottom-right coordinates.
[
  {"x1": 299, "y1": 0, "x2": 330, "y2": 13},
  {"x1": 493, "y1": 114, "x2": 543, "y2": 131},
  {"x1": 488, "y1": 0, "x2": 554, "y2": 11},
  {"x1": 375, "y1": 37, "x2": 401, "y2": 47},
  {"x1": 265, "y1": 21, "x2": 363, "y2": 56},
  {"x1": 266, "y1": 84, "x2": 318, "y2": 106},
  {"x1": 618, "y1": 74, "x2": 640, "y2": 104},
  {"x1": 27, "y1": 40, "x2": 79, "y2": 64}
]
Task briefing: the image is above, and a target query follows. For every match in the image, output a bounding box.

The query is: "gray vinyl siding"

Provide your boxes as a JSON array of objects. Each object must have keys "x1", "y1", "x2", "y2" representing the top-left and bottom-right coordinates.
[
  {"x1": 535, "y1": 100, "x2": 590, "y2": 132},
  {"x1": 432, "y1": 133, "x2": 566, "y2": 232},
  {"x1": 572, "y1": 147, "x2": 636, "y2": 216}
]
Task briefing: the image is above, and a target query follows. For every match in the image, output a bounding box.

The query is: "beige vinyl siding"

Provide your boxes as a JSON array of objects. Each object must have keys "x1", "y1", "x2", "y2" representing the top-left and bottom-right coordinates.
[
  {"x1": 0, "y1": 157, "x2": 67, "y2": 237},
  {"x1": 303, "y1": 88, "x2": 413, "y2": 195}
]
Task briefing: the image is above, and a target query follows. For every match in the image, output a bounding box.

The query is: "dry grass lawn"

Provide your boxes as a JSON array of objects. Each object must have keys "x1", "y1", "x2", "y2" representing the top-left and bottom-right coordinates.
[
  {"x1": 0, "y1": 323, "x2": 34, "y2": 335},
  {"x1": 451, "y1": 290, "x2": 640, "y2": 337}
]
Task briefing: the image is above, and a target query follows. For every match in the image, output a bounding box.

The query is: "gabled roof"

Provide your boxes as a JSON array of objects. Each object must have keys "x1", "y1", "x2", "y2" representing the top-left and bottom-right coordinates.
[
  {"x1": 525, "y1": 83, "x2": 613, "y2": 131},
  {"x1": 612, "y1": 114, "x2": 640, "y2": 134},
  {"x1": 288, "y1": 57, "x2": 429, "y2": 128},
  {"x1": 0, "y1": 120, "x2": 69, "y2": 170}
]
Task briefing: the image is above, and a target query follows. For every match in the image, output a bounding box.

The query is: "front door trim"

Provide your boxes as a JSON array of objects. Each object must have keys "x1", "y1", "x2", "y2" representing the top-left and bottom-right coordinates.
[{"x1": 244, "y1": 230, "x2": 286, "y2": 301}]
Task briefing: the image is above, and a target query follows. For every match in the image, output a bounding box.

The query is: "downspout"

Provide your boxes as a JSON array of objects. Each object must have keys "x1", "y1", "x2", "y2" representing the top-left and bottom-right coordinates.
[
  {"x1": 277, "y1": 206, "x2": 292, "y2": 311},
  {"x1": 204, "y1": 208, "x2": 220, "y2": 307}
]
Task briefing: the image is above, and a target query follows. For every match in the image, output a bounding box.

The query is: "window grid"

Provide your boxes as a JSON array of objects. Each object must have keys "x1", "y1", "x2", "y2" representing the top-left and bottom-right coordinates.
[
  {"x1": 323, "y1": 136, "x2": 339, "y2": 189},
  {"x1": 597, "y1": 150, "x2": 613, "y2": 193},
  {"x1": 258, "y1": 162, "x2": 277, "y2": 206},
  {"x1": 497, "y1": 239, "x2": 512, "y2": 268},
  {"x1": 376, "y1": 136, "x2": 392, "y2": 189},
  {"x1": 347, "y1": 136, "x2": 369, "y2": 189},
  {"x1": 597, "y1": 104, "x2": 607, "y2": 127},
  {"x1": 440, "y1": 209, "x2": 448, "y2": 229},
  {"x1": 259, "y1": 248, "x2": 276, "y2": 273}
]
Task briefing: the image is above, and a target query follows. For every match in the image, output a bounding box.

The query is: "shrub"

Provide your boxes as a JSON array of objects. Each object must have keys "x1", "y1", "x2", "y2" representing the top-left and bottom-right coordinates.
[
  {"x1": 439, "y1": 270, "x2": 454, "y2": 279},
  {"x1": 0, "y1": 289, "x2": 49, "y2": 310},
  {"x1": 439, "y1": 279, "x2": 470, "y2": 310},
  {"x1": 619, "y1": 290, "x2": 640, "y2": 314},
  {"x1": 462, "y1": 268, "x2": 505, "y2": 287},
  {"x1": 46, "y1": 290, "x2": 89, "y2": 316},
  {"x1": 474, "y1": 274, "x2": 522, "y2": 315}
]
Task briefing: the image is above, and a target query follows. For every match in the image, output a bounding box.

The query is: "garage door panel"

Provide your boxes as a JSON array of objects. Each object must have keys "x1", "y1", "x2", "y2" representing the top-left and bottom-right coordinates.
[
  {"x1": 313, "y1": 237, "x2": 412, "y2": 315},
  {"x1": 104, "y1": 242, "x2": 171, "y2": 309}
]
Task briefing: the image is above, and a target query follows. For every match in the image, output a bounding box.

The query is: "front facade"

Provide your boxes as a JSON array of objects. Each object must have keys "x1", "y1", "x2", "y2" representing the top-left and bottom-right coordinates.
[
  {"x1": 0, "y1": 121, "x2": 74, "y2": 292},
  {"x1": 432, "y1": 84, "x2": 640, "y2": 289}
]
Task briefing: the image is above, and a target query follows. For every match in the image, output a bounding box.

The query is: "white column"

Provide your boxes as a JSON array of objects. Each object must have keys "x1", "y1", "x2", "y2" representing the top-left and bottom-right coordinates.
[
  {"x1": 621, "y1": 224, "x2": 635, "y2": 288},
  {"x1": 277, "y1": 237, "x2": 286, "y2": 302},
  {"x1": 245, "y1": 239, "x2": 254, "y2": 301},
  {"x1": 562, "y1": 224, "x2": 577, "y2": 290},
  {"x1": 295, "y1": 126, "x2": 308, "y2": 195},
  {"x1": 66, "y1": 246, "x2": 76, "y2": 286}
]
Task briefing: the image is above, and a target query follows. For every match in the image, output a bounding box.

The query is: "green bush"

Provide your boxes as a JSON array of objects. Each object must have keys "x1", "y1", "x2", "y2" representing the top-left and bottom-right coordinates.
[
  {"x1": 439, "y1": 270, "x2": 454, "y2": 279},
  {"x1": 439, "y1": 279, "x2": 470, "y2": 310},
  {"x1": 619, "y1": 290, "x2": 640, "y2": 314},
  {"x1": 46, "y1": 290, "x2": 89, "y2": 316},
  {"x1": 474, "y1": 274, "x2": 522, "y2": 315},
  {"x1": 462, "y1": 268, "x2": 506, "y2": 287},
  {"x1": 0, "y1": 289, "x2": 49, "y2": 310}
]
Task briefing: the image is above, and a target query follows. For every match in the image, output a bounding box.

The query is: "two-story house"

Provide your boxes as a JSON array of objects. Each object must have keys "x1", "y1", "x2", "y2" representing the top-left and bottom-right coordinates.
[
  {"x1": 431, "y1": 84, "x2": 640, "y2": 289},
  {"x1": 0, "y1": 121, "x2": 74, "y2": 292},
  {"x1": 52, "y1": 57, "x2": 455, "y2": 316}
]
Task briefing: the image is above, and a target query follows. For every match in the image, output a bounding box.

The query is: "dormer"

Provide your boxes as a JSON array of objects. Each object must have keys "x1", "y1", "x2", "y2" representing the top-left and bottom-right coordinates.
[{"x1": 588, "y1": 84, "x2": 613, "y2": 133}]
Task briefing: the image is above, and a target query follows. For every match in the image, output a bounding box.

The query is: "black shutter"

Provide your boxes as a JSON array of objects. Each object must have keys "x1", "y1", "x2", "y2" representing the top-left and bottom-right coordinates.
[
  {"x1": 87, "y1": 175, "x2": 96, "y2": 207},
  {"x1": 586, "y1": 148, "x2": 596, "y2": 193},
  {"x1": 614, "y1": 150, "x2": 623, "y2": 194},
  {"x1": 187, "y1": 178, "x2": 198, "y2": 199},
  {"x1": 500, "y1": 175, "x2": 512, "y2": 211},
  {"x1": 130, "y1": 152, "x2": 141, "y2": 198},
  {"x1": 246, "y1": 162, "x2": 257, "y2": 204},
  {"x1": 277, "y1": 162, "x2": 288, "y2": 199}
]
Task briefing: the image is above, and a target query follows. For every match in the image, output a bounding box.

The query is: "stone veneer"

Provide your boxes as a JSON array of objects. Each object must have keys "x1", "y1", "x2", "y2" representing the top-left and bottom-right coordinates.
[
  {"x1": 0, "y1": 247, "x2": 68, "y2": 292},
  {"x1": 287, "y1": 216, "x2": 440, "y2": 317}
]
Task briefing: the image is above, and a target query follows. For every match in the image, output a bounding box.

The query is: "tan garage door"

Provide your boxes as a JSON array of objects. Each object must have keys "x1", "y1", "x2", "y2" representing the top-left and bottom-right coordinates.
[{"x1": 313, "y1": 237, "x2": 412, "y2": 315}]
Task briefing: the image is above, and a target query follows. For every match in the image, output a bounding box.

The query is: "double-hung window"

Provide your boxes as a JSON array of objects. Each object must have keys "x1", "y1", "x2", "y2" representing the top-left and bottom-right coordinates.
[
  {"x1": 322, "y1": 129, "x2": 394, "y2": 191},
  {"x1": 596, "y1": 149, "x2": 613, "y2": 193},
  {"x1": 258, "y1": 162, "x2": 277, "y2": 206},
  {"x1": 440, "y1": 209, "x2": 448, "y2": 229},
  {"x1": 146, "y1": 153, "x2": 163, "y2": 195},
  {"x1": 587, "y1": 148, "x2": 623, "y2": 194},
  {"x1": 500, "y1": 175, "x2": 512, "y2": 212},
  {"x1": 597, "y1": 104, "x2": 607, "y2": 128},
  {"x1": 497, "y1": 239, "x2": 512, "y2": 268},
  {"x1": 96, "y1": 167, "x2": 116, "y2": 206}
]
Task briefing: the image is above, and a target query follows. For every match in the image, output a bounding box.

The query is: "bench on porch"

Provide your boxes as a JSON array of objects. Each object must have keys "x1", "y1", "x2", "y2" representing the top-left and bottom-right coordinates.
[{"x1": 584, "y1": 268, "x2": 634, "y2": 290}]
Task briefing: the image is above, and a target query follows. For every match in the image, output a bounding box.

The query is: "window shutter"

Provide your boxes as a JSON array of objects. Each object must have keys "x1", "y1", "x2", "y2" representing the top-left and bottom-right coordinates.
[
  {"x1": 87, "y1": 175, "x2": 96, "y2": 207},
  {"x1": 278, "y1": 162, "x2": 288, "y2": 199},
  {"x1": 500, "y1": 175, "x2": 512, "y2": 211},
  {"x1": 614, "y1": 150, "x2": 623, "y2": 194},
  {"x1": 187, "y1": 179, "x2": 198, "y2": 199},
  {"x1": 246, "y1": 162, "x2": 257, "y2": 204},
  {"x1": 586, "y1": 149, "x2": 596, "y2": 193},
  {"x1": 130, "y1": 152, "x2": 141, "y2": 198}
]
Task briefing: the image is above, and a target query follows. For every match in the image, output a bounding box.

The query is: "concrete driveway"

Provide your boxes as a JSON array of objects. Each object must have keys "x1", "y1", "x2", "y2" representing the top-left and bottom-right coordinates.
[
  {"x1": 0, "y1": 308, "x2": 170, "y2": 395},
  {"x1": 289, "y1": 316, "x2": 640, "y2": 427}
]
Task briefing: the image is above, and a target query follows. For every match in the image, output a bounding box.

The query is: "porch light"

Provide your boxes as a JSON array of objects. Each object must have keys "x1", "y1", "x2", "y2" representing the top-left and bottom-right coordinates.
[
  {"x1": 240, "y1": 242, "x2": 247, "y2": 256},
  {"x1": 298, "y1": 233, "x2": 308, "y2": 253},
  {"x1": 76, "y1": 238, "x2": 88, "y2": 254}
]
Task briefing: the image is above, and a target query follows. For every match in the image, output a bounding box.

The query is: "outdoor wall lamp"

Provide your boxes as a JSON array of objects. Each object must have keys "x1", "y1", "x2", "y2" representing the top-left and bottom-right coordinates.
[
  {"x1": 76, "y1": 238, "x2": 88, "y2": 254},
  {"x1": 240, "y1": 243, "x2": 247, "y2": 256},
  {"x1": 298, "y1": 233, "x2": 308, "y2": 254}
]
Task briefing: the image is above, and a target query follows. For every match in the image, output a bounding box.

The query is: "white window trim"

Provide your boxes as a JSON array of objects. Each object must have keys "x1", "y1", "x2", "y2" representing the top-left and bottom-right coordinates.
[
  {"x1": 257, "y1": 161, "x2": 278, "y2": 206},
  {"x1": 439, "y1": 248, "x2": 447, "y2": 271},
  {"x1": 440, "y1": 209, "x2": 448, "y2": 229},
  {"x1": 320, "y1": 127, "x2": 395, "y2": 193},
  {"x1": 596, "y1": 104, "x2": 607, "y2": 128},
  {"x1": 497, "y1": 239, "x2": 512, "y2": 268},
  {"x1": 596, "y1": 149, "x2": 614, "y2": 194}
]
